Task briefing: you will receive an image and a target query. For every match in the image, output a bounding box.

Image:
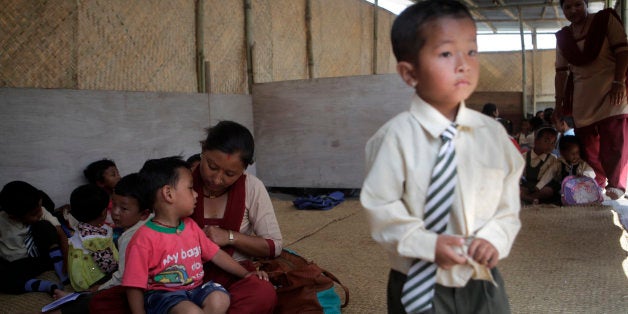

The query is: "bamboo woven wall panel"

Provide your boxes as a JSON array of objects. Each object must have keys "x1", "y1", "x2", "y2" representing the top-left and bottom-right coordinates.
[
  {"x1": 204, "y1": 0, "x2": 247, "y2": 94},
  {"x1": 477, "y1": 51, "x2": 524, "y2": 92},
  {"x1": 77, "y1": 0, "x2": 196, "y2": 93},
  {"x1": 376, "y1": 10, "x2": 397, "y2": 74},
  {"x1": 0, "y1": 0, "x2": 77, "y2": 88},
  {"x1": 310, "y1": 0, "x2": 374, "y2": 78},
  {"x1": 535, "y1": 50, "x2": 557, "y2": 97},
  {"x1": 252, "y1": 0, "x2": 307, "y2": 83}
]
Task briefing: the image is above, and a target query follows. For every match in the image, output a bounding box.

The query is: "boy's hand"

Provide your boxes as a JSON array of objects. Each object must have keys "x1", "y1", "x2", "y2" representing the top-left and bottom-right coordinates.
[
  {"x1": 434, "y1": 235, "x2": 466, "y2": 270},
  {"x1": 467, "y1": 238, "x2": 499, "y2": 269},
  {"x1": 245, "y1": 270, "x2": 269, "y2": 281}
]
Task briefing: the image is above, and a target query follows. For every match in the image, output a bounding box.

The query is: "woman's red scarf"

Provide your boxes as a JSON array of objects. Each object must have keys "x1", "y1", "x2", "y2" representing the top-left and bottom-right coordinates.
[
  {"x1": 556, "y1": 8, "x2": 623, "y2": 66},
  {"x1": 191, "y1": 166, "x2": 246, "y2": 257},
  {"x1": 191, "y1": 167, "x2": 251, "y2": 286}
]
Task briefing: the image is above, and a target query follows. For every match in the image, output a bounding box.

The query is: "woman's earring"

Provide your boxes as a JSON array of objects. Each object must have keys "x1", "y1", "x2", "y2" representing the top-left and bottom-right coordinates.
[{"x1": 411, "y1": 81, "x2": 417, "y2": 88}]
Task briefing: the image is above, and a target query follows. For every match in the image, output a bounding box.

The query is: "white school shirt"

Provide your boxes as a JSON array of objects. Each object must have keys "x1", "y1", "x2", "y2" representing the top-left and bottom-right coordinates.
[
  {"x1": 361, "y1": 95, "x2": 524, "y2": 287},
  {"x1": 98, "y1": 213, "x2": 153, "y2": 291},
  {"x1": 535, "y1": 158, "x2": 596, "y2": 191},
  {"x1": 0, "y1": 209, "x2": 60, "y2": 262}
]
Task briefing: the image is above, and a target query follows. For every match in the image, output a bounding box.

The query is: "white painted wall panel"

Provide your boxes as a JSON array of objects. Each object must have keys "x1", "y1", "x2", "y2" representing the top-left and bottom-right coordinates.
[
  {"x1": 0, "y1": 88, "x2": 212, "y2": 206},
  {"x1": 252, "y1": 74, "x2": 413, "y2": 188}
]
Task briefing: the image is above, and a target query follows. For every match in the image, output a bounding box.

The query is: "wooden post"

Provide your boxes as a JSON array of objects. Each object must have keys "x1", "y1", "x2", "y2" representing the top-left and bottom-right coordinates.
[
  {"x1": 244, "y1": 0, "x2": 254, "y2": 94},
  {"x1": 305, "y1": 0, "x2": 313, "y2": 79},
  {"x1": 195, "y1": 0, "x2": 206, "y2": 93}
]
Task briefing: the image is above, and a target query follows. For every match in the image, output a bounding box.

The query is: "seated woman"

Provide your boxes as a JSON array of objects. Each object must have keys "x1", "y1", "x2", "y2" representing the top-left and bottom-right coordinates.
[{"x1": 191, "y1": 120, "x2": 282, "y2": 314}]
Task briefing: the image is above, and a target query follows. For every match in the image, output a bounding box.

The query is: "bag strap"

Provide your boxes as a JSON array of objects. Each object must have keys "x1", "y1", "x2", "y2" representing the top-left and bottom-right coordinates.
[{"x1": 321, "y1": 269, "x2": 350, "y2": 308}]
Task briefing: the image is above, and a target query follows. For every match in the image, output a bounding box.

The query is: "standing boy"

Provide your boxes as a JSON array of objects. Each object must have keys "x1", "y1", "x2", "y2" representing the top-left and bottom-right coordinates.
[
  {"x1": 360, "y1": 1, "x2": 524, "y2": 313},
  {"x1": 122, "y1": 156, "x2": 267, "y2": 314}
]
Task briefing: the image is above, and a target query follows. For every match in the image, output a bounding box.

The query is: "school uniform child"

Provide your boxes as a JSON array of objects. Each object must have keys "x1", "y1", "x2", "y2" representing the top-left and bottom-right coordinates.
[
  {"x1": 67, "y1": 184, "x2": 119, "y2": 291},
  {"x1": 360, "y1": 1, "x2": 524, "y2": 313},
  {"x1": 122, "y1": 156, "x2": 268, "y2": 314},
  {"x1": 520, "y1": 127, "x2": 559, "y2": 204},
  {"x1": 536, "y1": 135, "x2": 596, "y2": 202},
  {"x1": 0, "y1": 181, "x2": 69, "y2": 296}
]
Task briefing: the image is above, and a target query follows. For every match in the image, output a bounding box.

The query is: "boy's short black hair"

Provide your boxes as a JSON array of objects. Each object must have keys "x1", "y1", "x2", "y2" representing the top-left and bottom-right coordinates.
[
  {"x1": 202, "y1": 121, "x2": 255, "y2": 167},
  {"x1": 391, "y1": 0, "x2": 473, "y2": 63},
  {"x1": 138, "y1": 156, "x2": 189, "y2": 209},
  {"x1": 481, "y1": 103, "x2": 498, "y2": 116},
  {"x1": 114, "y1": 173, "x2": 149, "y2": 212},
  {"x1": 84, "y1": 159, "x2": 117, "y2": 184},
  {"x1": 535, "y1": 127, "x2": 558, "y2": 140},
  {"x1": 0, "y1": 181, "x2": 42, "y2": 217},
  {"x1": 558, "y1": 135, "x2": 580, "y2": 152},
  {"x1": 70, "y1": 184, "x2": 110, "y2": 223},
  {"x1": 560, "y1": 116, "x2": 575, "y2": 128},
  {"x1": 560, "y1": 0, "x2": 588, "y2": 7}
]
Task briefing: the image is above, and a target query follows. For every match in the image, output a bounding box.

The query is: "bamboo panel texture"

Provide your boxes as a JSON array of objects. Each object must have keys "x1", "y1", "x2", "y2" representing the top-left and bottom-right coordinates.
[
  {"x1": 376, "y1": 10, "x2": 397, "y2": 74},
  {"x1": 0, "y1": 0, "x2": 77, "y2": 88},
  {"x1": 252, "y1": 0, "x2": 308, "y2": 83},
  {"x1": 310, "y1": 0, "x2": 374, "y2": 78},
  {"x1": 204, "y1": 0, "x2": 247, "y2": 94},
  {"x1": 77, "y1": 0, "x2": 196, "y2": 93}
]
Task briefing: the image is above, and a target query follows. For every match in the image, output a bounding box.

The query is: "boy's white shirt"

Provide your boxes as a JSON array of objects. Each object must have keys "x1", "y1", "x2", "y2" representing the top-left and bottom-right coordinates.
[
  {"x1": 535, "y1": 157, "x2": 596, "y2": 190},
  {"x1": 361, "y1": 95, "x2": 524, "y2": 287},
  {"x1": 98, "y1": 213, "x2": 153, "y2": 291},
  {"x1": 0, "y1": 208, "x2": 60, "y2": 262}
]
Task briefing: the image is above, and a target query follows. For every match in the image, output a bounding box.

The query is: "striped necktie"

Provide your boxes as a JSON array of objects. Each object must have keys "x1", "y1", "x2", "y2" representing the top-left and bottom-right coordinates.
[
  {"x1": 25, "y1": 226, "x2": 39, "y2": 257},
  {"x1": 401, "y1": 123, "x2": 458, "y2": 313}
]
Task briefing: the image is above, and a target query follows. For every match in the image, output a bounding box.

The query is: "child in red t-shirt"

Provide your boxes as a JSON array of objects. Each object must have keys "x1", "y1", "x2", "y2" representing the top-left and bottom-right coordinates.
[{"x1": 122, "y1": 156, "x2": 268, "y2": 314}]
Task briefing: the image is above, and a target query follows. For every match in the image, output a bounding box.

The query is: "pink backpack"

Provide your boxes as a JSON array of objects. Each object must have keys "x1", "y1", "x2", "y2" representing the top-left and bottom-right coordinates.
[{"x1": 560, "y1": 175, "x2": 603, "y2": 205}]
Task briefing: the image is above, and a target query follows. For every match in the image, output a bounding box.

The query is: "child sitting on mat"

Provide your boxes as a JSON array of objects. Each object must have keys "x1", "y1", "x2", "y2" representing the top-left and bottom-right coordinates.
[
  {"x1": 0, "y1": 181, "x2": 69, "y2": 297},
  {"x1": 67, "y1": 184, "x2": 119, "y2": 292},
  {"x1": 123, "y1": 156, "x2": 268, "y2": 314},
  {"x1": 535, "y1": 135, "x2": 597, "y2": 203}
]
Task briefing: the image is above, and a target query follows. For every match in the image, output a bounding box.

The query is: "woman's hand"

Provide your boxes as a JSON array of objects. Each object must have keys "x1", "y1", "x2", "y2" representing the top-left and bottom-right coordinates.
[
  {"x1": 203, "y1": 225, "x2": 230, "y2": 246},
  {"x1": 609, "y1": 82, "x2": 626, "y2": 106}
]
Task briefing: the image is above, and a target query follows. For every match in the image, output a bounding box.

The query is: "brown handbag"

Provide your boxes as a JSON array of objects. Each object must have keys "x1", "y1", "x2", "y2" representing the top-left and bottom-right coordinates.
[{"x1": 254, "y1": 249, "x2": 349, "y2": 314}]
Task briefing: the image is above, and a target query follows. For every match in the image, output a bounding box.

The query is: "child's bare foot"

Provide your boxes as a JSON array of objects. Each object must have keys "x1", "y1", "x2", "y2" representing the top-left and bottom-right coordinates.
[{"x1": 52, "y1": 288, "x2": 69, "y2": 299}]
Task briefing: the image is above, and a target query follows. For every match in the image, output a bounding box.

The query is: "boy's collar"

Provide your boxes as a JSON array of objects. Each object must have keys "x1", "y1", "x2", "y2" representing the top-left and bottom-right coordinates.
[{"x1": 410, "y1": 95, "x2": 482, "y2": 139}]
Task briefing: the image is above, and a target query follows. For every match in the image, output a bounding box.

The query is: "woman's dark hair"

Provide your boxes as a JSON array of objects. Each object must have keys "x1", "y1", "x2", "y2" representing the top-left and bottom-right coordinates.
[
  {"x1": 0, "y1": 181, "x2": 42, "y2": 217},
  {"x1": 202, "y1": 121, "x2": 254, "y2": 167},
  {"x1": 391, "y1": 0, "x2": 473, "y2": 63},
  {"x1": 186, "y1": 154, "x2": 201, "y2": 168},
  {"x1": 138, "y1": 156, "x2": 188, "y2": 209},
  {"x1": 114, "y1": 173, "x2": 149, "y2": 212},
  {"x1": 83, "y1": 159, "x2": 117, "y2": 184},
  {"x1": 70, "y1": 184, "x2": 110, "y2": 223}
]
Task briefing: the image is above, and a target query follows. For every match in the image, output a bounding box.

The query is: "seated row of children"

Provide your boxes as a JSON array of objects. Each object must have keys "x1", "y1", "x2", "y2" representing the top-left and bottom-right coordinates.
[
  {"x1": 0, "y1": 156, "x2": 266, "y2": 313},
  {"x1": 519, "y1": 127, "x2": 598, "y2": 205}
]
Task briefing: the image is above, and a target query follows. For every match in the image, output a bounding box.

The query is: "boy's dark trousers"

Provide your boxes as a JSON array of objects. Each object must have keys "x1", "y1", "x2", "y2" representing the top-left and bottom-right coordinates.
[
  {"x1": 0, "y1": 220, "x2": 59, "y2": 294},
  {"x1": 387, "y1": 267, "x2": 511, "y2": 314}
]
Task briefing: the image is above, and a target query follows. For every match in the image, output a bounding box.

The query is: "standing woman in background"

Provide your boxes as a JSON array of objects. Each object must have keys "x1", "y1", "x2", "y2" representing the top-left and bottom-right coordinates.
[{"x1": 554, "y1": 0, "x2": 628, "y2": 200}]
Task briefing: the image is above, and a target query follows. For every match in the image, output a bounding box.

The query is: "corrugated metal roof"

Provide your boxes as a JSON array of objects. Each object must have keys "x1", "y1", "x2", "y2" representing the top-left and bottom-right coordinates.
[{"x1": 461, "y1": 0, "x2": 612, "y2": 33}]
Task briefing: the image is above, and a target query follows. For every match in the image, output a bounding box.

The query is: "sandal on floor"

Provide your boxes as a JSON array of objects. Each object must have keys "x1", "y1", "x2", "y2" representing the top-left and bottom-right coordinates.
[{"x1": 605, "y1": 187, "x2": 625, "y2": 200}]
